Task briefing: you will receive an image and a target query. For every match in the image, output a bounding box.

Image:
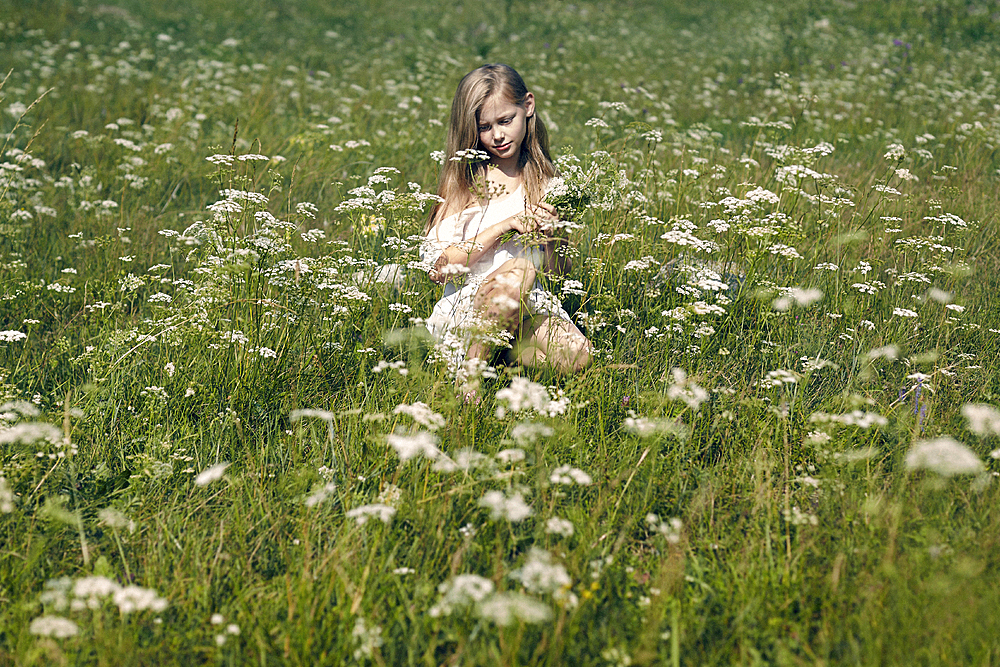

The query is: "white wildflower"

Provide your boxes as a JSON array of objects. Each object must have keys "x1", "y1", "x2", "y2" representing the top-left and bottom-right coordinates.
[
  {"x1": 905, "y1": 437, "x2": 983, "y2": 477},
  {"x1": 429, "y1": 575, "x2": 495, "y2": 617},
  {"x1": 304, "y1": 482, "x2": 338, "y2": 508},
  {"x1": 496, "y1": 448, "x2": 526, "y2": 464},
  {"x1": 193, "y1": 462, "x2": 230, "y2": 487},
  {"x1": 645, "y1": 513, "x2": 683, "y2": 544},
  {"x1": 810, "y1": 411, "x2": 888, "y2": 429},
  {"x1": 884, "y1": 144, "x2": 906, "y2": 160},
  {"x1": 665, "y1": 368, "x2": 708, "y2": 410},
  {"x1": 961, "y1": 404, "x2": 1000, "y2": 437},
  {"x1": 866, "y1": 345, "x2": 899, "y2": 361},
  {"x1": 772, "y1": 287, "x2": 823, "y2": 311},
  {"x1": 510, "y1": 548, "x2": 572, "y2": 594},
  {"x1": 549, "y1": 465, "x2": 592, "y2": 486},
  {"x1": 392, "y1": 402, "x2": 445, "y2": 431},
  {"x1": 113, "y1": 586, "x2": 169, "y2": 614},
  {"x1": 29, "y1": 616, "x2": 79, "y2": 638},
  {"x1": 0, "y1": 422, "x2": 62, "y2": 445},
  {"x1": 351, "y1": 617, "x2": 384, "y2": 661},
  {"x1": 511, "y1": 422, "x2": 554, "y2": 444},
  {"x1": 386, "y1": 431, "x2": 441, "y2": 462},
  {"x1": 477, "y1": 593, "x2": 553, "y2": 626},
  {"x1": 545, "y1": 517, "x2": 575, "y2": 537},
  {"x1": 478, "y1": 490, "x2": 533, "y2": 522},
  {"x1": 0, "y1": 477, "x2": 13, "y2": 513},
  {"x1": 495, "y1": 377, "x2": 569, "y2": 419},
  {"x1": 346, "y1": 503, "x2": 396, "y2": 525},
  {"x1": 290, "y1": 408, "x2": 336, "y2": 422},
  {"x1": 783, "y1": 506, "x2": 819, "y2": 526}
]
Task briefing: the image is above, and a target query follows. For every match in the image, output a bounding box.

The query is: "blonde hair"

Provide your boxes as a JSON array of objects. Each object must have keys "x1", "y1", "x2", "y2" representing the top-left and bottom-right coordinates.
[{"x1": 426, "y1": 64, "x2": 554, "y2": 232}]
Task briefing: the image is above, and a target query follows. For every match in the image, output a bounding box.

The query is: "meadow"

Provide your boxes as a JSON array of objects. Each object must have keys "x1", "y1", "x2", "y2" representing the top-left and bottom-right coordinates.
[{"x1": 2, "y1": 0, "x2": 1000, "y2": 664}]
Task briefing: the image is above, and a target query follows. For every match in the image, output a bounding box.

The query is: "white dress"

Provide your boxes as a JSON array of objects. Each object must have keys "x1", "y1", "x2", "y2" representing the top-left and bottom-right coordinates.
[{"x1": 420, "y1": 185, "x2": 572, "y2": 371}]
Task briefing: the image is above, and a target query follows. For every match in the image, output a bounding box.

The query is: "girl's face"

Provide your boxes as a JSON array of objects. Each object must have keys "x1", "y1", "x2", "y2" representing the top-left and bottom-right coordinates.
[{"x1": 477, "y1": 92, "x2": 534, "y2": 165}]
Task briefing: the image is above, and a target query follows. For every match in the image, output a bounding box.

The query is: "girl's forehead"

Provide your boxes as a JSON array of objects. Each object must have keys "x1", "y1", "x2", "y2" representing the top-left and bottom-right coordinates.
[{"x1": 478, "y1": 94, "x2": 520, "y2": 119}]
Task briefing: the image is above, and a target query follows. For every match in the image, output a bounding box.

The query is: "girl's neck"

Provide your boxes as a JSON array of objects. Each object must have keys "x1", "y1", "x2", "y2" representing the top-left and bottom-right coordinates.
[
  {"x1": 485, "y1": 160, "x2": 522, "y2": 195},
  {"x1": 490, "y1": 154, "x2": 521, "y2": 177}
]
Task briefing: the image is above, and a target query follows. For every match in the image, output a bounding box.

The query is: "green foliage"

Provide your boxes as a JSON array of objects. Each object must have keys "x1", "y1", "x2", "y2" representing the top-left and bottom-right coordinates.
[{"x1": 3, "y1": 0, "x2": 1000, "y2": 664}]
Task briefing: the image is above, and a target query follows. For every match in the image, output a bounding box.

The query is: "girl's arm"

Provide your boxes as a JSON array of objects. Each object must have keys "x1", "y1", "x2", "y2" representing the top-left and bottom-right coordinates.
[{"x1": 428, "y1": 212, "x2": 532, "y2": 284}]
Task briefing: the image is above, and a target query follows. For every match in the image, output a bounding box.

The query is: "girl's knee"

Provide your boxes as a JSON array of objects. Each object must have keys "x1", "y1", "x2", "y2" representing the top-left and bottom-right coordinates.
[
  {"x1": 567, "y1": 336, "x2": 592, "y2": 372},
  {"x1": 548, "y1": 332, "x2": 591, "y2": 374},
  {"x1": 485, "y1": 284, "x2": 525, "y2": 329}
]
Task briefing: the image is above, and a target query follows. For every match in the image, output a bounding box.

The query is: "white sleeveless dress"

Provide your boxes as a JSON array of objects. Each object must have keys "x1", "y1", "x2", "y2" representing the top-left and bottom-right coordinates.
[{"x1": 419, "y1": 185, "x2": 572, "y2": 371}]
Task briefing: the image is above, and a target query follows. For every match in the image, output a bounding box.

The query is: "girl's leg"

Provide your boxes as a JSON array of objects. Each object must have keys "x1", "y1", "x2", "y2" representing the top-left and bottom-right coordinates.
[
  {"x1": 472, "y1": 258, "x2": 536, "y2": 328},
  {"x1": 458, "y1": 258, "x2": 537, "y2": 400},
  {"x1": 468, "y1": 258, "x2": 536, "y2": 353},
  {"x1": 518, "y1": 315, "x2": 592, "y2": 374}
]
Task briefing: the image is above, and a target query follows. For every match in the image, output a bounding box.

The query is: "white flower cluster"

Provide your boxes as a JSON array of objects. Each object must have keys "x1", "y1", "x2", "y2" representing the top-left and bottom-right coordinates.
[
  {"x1": 478, "y1": 489, "x2": 533, "y2": 521},
  {"x1": 549, "y1": 465, "x2": 592, "y2": 486},
  {"x1": 905, "y1": 437, "x2": 983, "y2": 477},
  {"x1": 210, "y1": 613, "x2": 241, "y2": 647},
  {"x1": 962, "y1": 404, "x2": 1000, "y2": 437},
  {"x1": 623, "y1": 413, "x2": 689, "y2": 440},
  {"x1": 772, "y1": 287, "x2": 823, "y2": 311},
  {"x1": 809, "y1": 411, "x2": 888, "y2": 429},
  {"x1": 509, "y1": 548, "x2": 575, "y2": 605},
  {"x1": 495, "y1": 377, "x2": 570, "y2": 419},
  {"x1": 29, "y1": 616, "x2": 80, "y2": 638},
  {"x1": 37, "y1": 576, "x2": 167, "y2": 618},
  {"x1": 386, "y1": 430, "x2": 441, "y2": 462},
  {"x1": 783, "y1": 506, "x2": 818, "y2": 526},
  {"x1": 194, "y1": 462, "x2": 229, "y2": 487},
  {"x1": 545, "y1": 517, "x2": 575, "y2": 537},
  {"x1": 510, "y1": 421, "x2": 554, "y2": 444},
  {"x1": 757, "y1": 369, "x2": 800, "y2": 388},
  {"x1": 346, "y1": 503, "x2": 396, "y2": 525},
  {"x1": 450, "y1": 148, "x2": 490, "y2": 162},
  {"x1": 0, "y1": 477, "x2": 13, "y2": 513},
  {"x1": 665, "y1": 368, "x2": 709, "y2": 410},
  {"x1": 392, "y1": 401, "x2": 445, "y2": 431},
  {"x1": 646, "y1": 513, "x2": 683, "y2": 544},
  {"x1": 430, "y1": 551, "x2": 566, "y2": 626}
]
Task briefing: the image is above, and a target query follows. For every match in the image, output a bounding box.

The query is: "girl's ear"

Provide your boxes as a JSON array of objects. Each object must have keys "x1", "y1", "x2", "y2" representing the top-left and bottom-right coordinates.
[{"x1": 523, "y1": 92, "x2": 536, "y2": 119}]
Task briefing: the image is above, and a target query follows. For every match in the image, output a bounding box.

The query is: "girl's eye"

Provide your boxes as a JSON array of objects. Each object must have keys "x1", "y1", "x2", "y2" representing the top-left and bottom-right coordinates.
[{"x1": 500, "y1": 118, "x2": 512, "y2": 125}]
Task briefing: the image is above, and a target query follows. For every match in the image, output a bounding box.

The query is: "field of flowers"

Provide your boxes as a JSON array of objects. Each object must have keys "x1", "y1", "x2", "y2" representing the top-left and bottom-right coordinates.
[{"x1": 3, "y1": 0, "x2": 1000, "y2": 663}]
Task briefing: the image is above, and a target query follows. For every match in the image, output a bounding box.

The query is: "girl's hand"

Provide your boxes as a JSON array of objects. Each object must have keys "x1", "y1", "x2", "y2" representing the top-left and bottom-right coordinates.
[
  {"x1": 528, "y1": 202, "x2": 560, "y2": 235},
  {"x1": 504, "y1": 215, "x2": 530, "y2": 235},
  {"x1": 504, "y1": 212, "x2": 540, "y2": 235},
  {"x1": 503, "y1": 203, "x2": 560, "y2": 236}
]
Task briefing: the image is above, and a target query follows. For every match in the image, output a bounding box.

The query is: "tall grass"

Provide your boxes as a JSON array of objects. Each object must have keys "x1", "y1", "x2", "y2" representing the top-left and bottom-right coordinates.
[{"x1": 2, "y1": 0, "x2": 1000, "y2": 664}]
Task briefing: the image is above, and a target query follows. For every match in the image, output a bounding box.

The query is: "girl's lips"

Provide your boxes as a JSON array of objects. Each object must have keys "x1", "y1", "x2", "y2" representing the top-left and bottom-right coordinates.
[{"x1": 493, "y1": 142, "x2": 511, "y2": 152}]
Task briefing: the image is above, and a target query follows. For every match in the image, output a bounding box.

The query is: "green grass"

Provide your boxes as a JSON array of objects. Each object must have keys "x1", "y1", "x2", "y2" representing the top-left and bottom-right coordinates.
[{"x1": 2, "y1": 0, "x2": 1000, "y2": 664}]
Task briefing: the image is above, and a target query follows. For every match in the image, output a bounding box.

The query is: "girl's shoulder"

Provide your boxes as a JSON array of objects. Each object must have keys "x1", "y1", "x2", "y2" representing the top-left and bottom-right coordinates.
[{"x1": 431, "y1": 195, "x2": 481, "y2": 228}]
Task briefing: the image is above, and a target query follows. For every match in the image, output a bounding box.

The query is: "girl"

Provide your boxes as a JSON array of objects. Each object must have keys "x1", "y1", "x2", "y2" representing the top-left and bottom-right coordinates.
[{"x1": 420, "y1": 64, "x2": 591, "y2": 386}]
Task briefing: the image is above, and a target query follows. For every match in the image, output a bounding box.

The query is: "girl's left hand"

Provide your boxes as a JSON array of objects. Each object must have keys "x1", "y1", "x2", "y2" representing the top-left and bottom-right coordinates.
[{"x1": 527, "y1": 202, "x2": 560, "y2": 234}]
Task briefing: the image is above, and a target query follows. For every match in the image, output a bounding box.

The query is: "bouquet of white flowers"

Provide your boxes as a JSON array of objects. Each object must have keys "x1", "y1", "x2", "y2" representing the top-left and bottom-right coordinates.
[{"x1": 542, "y1": 175, "x2": 589, "y2": 230}]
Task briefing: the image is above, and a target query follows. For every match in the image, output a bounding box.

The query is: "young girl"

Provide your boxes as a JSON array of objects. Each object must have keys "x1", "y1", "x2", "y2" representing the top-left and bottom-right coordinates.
[{"x1": 420, "y1": 64, "x2": 591, "y2": 384}]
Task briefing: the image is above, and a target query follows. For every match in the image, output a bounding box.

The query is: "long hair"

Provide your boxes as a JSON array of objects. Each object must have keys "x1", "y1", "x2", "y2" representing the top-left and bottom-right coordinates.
[{"x1": 426, "y1": 64, "x2": 555, "y2": 232}]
